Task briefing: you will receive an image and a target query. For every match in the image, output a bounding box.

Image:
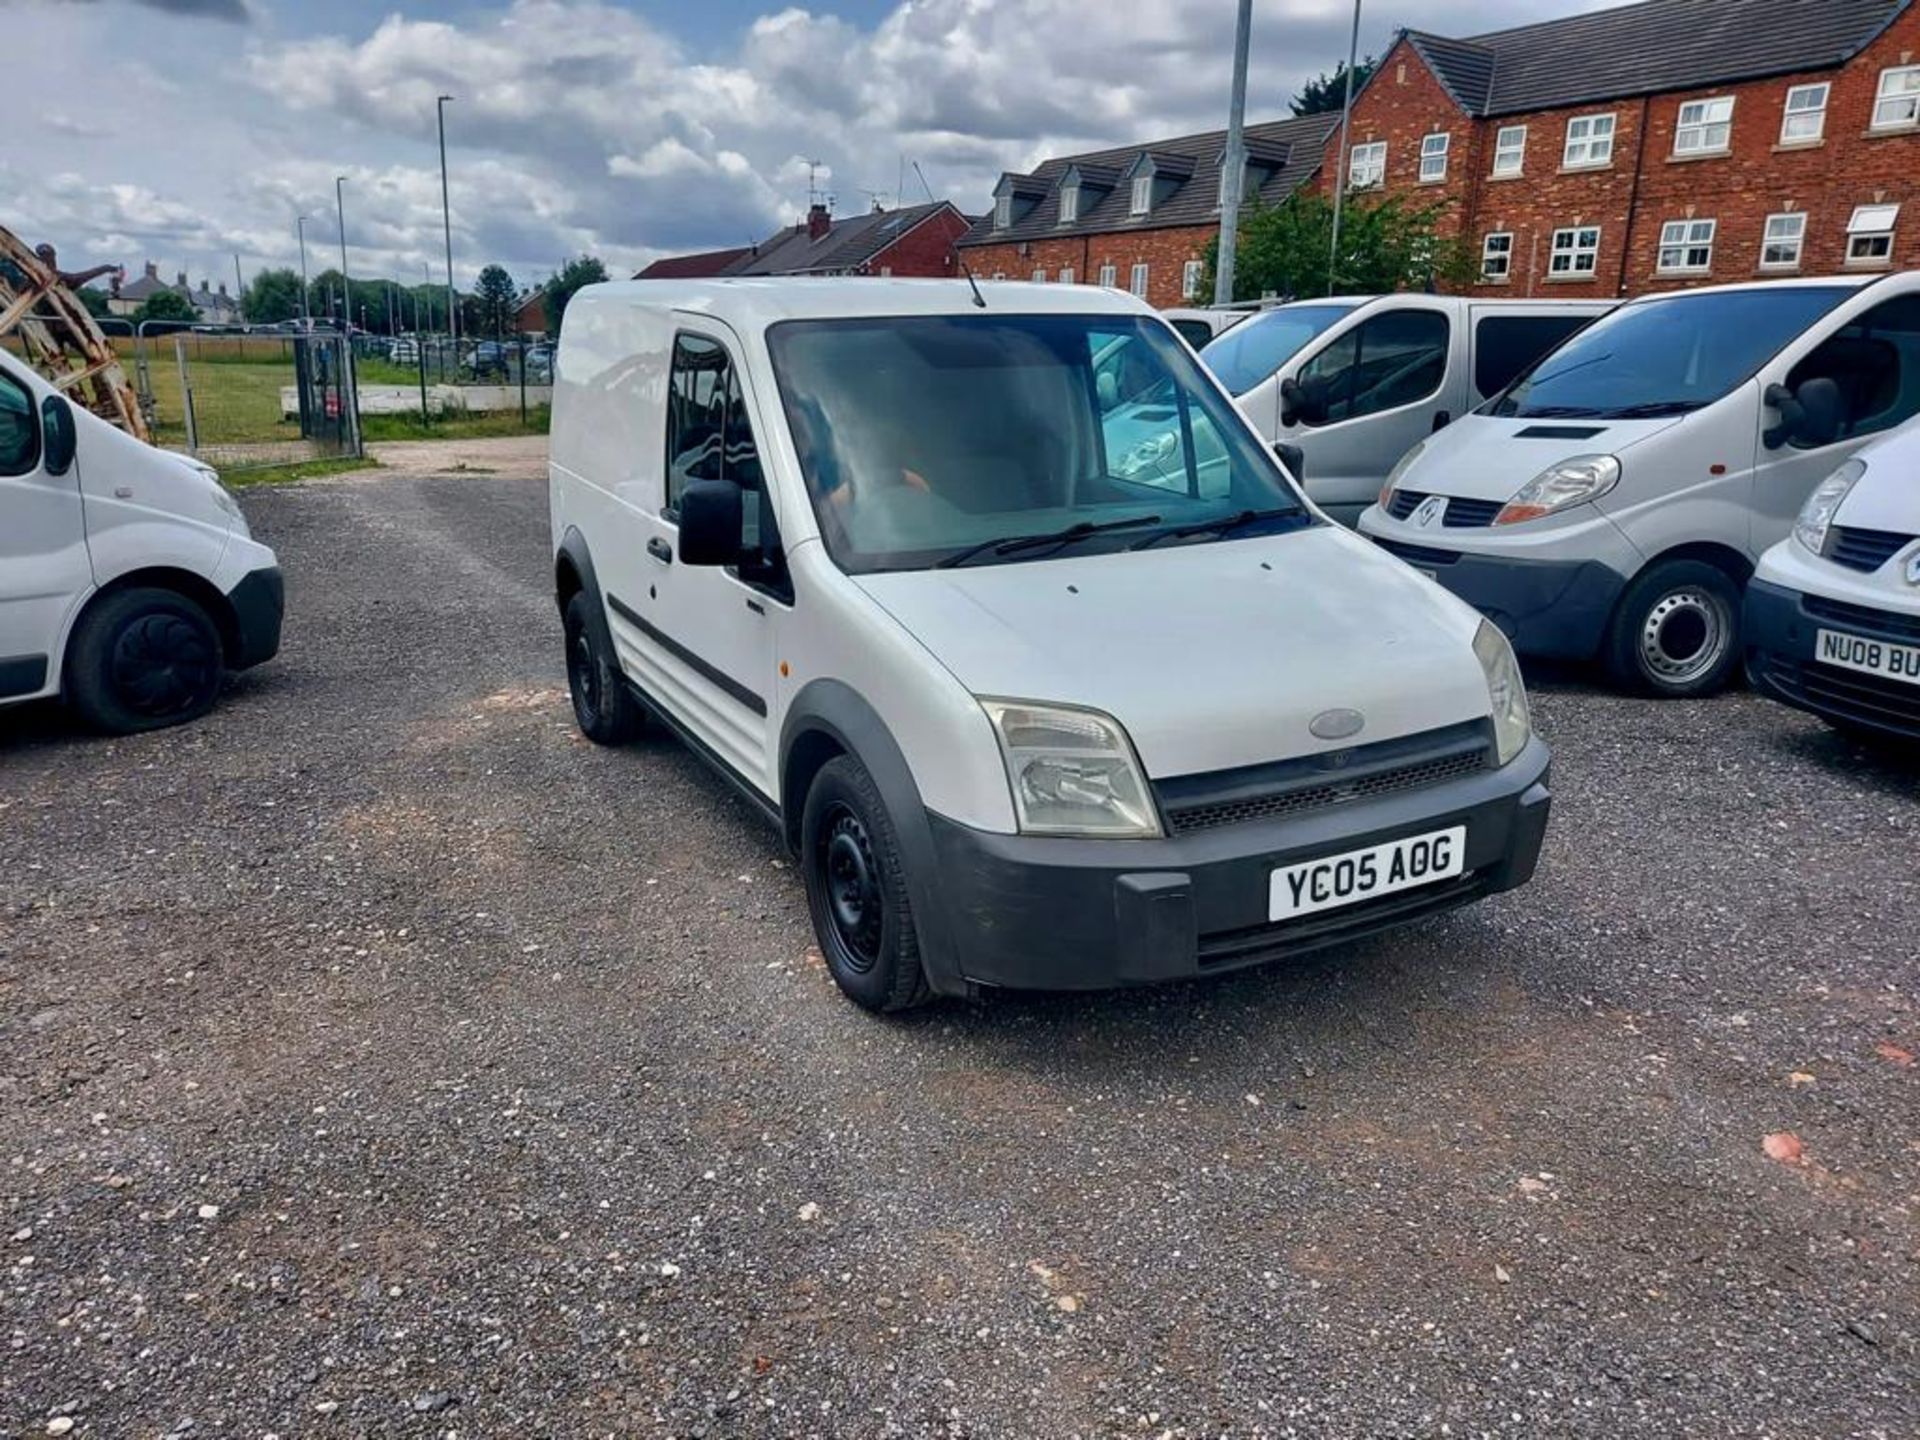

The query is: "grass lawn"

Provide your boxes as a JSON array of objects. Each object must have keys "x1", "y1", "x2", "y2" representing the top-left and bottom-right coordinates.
[
  {"x1": 142, "y1": 358, "x2": 303, "y2": 448},
  {"x1": 360, "y1": 406, "x2": 551, "y2": 442},
  {"x1": 221, "y1": 455, "x2": 378, "y2": 489}
]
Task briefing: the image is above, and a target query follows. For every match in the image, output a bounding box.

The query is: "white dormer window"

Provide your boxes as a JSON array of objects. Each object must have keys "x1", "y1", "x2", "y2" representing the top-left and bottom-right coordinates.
[
  {"x1": 1674, "y1": 97, "x2": 1733, "y2": 155},
  {"x1": 1059, "y1": 186, "x2": 1079, "y2": 224},
  {"x1": 1418, "y1": 133, "x2": 1450, "y2": 183},
  {"x1": 1348, "y1": 142, "x2": 1386, "y2": 190},
  {"x1": 993, "y1": 195, "x2": 1011, "y2": 230},
  {"x1": 1130, "y1": 176, "x2": 1152, "y2": 215}
]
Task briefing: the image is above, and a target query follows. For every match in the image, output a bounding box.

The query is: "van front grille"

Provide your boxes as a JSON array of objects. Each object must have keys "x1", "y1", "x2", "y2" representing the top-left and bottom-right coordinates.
[
  {"x1": 1802, "y1": 595, "x2": 1920, "y2": 644},
  {"x1": 1383, "y1": 491, "x2": 1502, "y2": 528},
  {"x1": 1829, "y1": 526, "x2": 1915, "y2": 574},
  {"x1": 1761, "y1": 655, "x2": 1920, "y2": 738}
]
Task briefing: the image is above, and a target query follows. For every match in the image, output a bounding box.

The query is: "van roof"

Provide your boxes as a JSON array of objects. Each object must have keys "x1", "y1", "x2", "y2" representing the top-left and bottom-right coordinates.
[
  {"x1": 569, "y1": 277, "x2": 1158, "y2": 329},
  {"x1": 1619, "y1": 274, "x2": 1884, "y2": 305}
]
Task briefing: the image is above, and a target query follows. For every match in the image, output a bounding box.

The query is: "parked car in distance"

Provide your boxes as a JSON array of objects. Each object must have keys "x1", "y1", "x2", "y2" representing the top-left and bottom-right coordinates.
[
  {"x1": 1200, "y1": 295, "x2": 1610, "y2": 525},
  {"x1": 464, "y1": 340, "x2": 510, "y2": 379},
  {"x1": 1160, "y1": 307, "x2": 1247, "y2": 350},
  {"x1": 1360, "y1": 274, "x2": 1920, "y2": 697},
  {"x1": 550, "y1": 278, "x2": 1551, "y2": 1011},
  {"x1": 525, "y1": 342, "x2": 554, "y2": 381},
  {"x1": 1746, "y1": 416, "x2": 1920, "y2": 740},
  {"x1": 0, "y1": 348, "x2": 282, "y2": 733},
  {"x1": 388, "y1": 336, "x2": 420, "y2": 365}
]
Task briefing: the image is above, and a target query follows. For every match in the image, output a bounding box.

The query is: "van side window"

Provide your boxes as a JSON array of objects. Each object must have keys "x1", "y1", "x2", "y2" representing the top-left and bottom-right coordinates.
[
  {"x1": 665, "y1": 334, "x2": 730, "y2": 511},
  {"x1": 1298, "y1": 310, "x2": 1449, "y2": 424},
  {"x1": 0, "y1": 370, "x2": 38, "y2": 476},
  {"x1": 1473, "y1": 314, "x2": 1591, "y2": 400},
  {"x1": 1785, "y1": 294, "x2": 1920, "y2": 446},
  {"x1": 1089, "y1": 329, "x2": 1233, "y2": 499}
]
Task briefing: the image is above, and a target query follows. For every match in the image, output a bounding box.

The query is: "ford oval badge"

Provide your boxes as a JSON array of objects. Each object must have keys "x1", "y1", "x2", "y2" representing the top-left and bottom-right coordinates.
[{"x1": 1310, "y1": 708, "x2": 1365, "y2": 741}]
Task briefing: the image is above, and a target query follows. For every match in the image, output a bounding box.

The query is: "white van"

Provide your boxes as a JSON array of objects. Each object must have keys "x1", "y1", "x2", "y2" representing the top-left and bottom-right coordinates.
[
  {"x1": 1160, "y1": 307, "x2": 1247, "y2": 350},
  {"x1": 1200, "y1": 295, "x2": 1610, "y2": 525},
  {"x1": 0, "y1": 348, "x2": 282, "y2": 732},
  {"x1": 549, "y1": 279, "x2": 1551, "y2": 1010},
  {"x1": 1746, "y1": 416, "x2": 1920, "y2": 740},
  {"x1": 1360, "y1": 275, "x2": 1920, "y2": 696}
]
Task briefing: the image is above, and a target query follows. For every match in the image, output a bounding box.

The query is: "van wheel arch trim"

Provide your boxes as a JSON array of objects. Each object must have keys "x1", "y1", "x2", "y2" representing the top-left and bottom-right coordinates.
[{"x1": 780, "y1": 679, "x2": 970, "y2": 999}]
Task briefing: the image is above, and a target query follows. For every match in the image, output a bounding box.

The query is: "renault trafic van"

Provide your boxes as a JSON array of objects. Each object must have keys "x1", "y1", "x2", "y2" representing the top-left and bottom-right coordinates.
[
  {"x1": 1746, "y1": 416, "x2": 1920, "y2": 740},
  {"x1": 0, "y1": 349, "x2": 282, "y2": 733},
  {"x1": 1360, "y1": 275, "x2": 1920, "y2": 697},
  {"x1": 1200, "y1": 295, "x2": 1610, "y2": 524},
  {"x1": 550, "y1": 279, "x2": 1551, "y2": 1011}
]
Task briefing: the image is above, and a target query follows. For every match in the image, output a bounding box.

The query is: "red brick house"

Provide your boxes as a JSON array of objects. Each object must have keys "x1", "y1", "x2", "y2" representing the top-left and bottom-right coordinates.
[
  {"x1": 635, "y1": 201, "x2": 974, "y2": 282},
  {"x1": 1328, "y1": 0, "x2": 1920, "y2": 297},
  {"x1": 956, "y1": 114, "x2": 1339, "y2": 309}
]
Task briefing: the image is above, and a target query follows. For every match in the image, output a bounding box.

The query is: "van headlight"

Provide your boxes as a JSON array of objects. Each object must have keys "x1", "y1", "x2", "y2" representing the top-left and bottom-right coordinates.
[
  {"x1": 1493, "y1": 454, "x2": 1620, "y2": 525},
  {"x1": 1793, "y1": 458, "x2": 1865, "y2": 557},
  {"x1": 1380, "y1": 437, "x2": 1429, "y2": 508},
  {"x1": 980, "y1": 700, "x2": 1161, "y2": 838},
  {"x1": 1473, "y1": 621, "x2": 1531, "y2": 767}
]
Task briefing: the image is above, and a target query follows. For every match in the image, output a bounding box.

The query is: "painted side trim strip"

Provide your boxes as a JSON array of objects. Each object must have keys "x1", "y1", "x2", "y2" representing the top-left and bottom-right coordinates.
[{"x1": 606, "y1": 592, "x2": 768, "y2": 718}]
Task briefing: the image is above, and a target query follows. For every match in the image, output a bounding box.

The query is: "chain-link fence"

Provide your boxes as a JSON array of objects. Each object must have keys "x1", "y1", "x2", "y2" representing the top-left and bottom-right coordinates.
[
  {"x1": 351, "y1": 332, "x2": 552, "y2": 430},
  {"x1": 163, "y1": 331, "x2": 361, "y2": 470}
]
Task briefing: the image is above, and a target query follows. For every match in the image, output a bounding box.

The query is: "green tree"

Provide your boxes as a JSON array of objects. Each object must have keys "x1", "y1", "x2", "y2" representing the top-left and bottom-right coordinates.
[
  {"x1": 243, "y1": 267, "x2": 305, "y2": 324},
  {"x1": 1200, "y1": 190, "x2": 1475, "y2": 303},
  {"x1": 475, "y1": 264, "x2": 518, "y2": 339},
  {"x1": 131, "y1": 288, "x2": 198, "y2": 325},
  {"x1": 75, "y1": 285, "x2": 114, "y2": 320},
  {"x1": 543, "y1": 254, "x2": 607, "y2": 333},
  {"x1": 1292, "y1": 57, "x2": 1375, "y2": 117}
]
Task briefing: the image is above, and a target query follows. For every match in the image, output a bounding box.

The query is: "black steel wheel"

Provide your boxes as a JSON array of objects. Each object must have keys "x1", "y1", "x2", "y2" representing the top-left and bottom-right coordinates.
[
  {"x1": 65, "y1": 587, "x2": 225, "y2": 734},
  {"x1": 800, "y1": 755, "x2": 931, "y2": 1011}
]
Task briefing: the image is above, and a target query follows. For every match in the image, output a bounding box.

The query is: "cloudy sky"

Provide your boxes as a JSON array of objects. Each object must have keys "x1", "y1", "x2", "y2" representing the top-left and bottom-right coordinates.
[{"x1": 6, "y1": 0, "x2": 1615, "y2": 295}]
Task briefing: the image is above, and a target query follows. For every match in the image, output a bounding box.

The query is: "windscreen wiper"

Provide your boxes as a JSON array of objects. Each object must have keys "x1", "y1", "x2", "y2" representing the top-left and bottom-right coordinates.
[
  {"x1": 935, "y1": 514, "x2": 1163, "y2": 569},
  {"x1": 1128, "y1": 507, "x2": 1305, "y2": 551},
  {"x1": 1601, "y1": 401, "x2": 1702, "y2": 419}
]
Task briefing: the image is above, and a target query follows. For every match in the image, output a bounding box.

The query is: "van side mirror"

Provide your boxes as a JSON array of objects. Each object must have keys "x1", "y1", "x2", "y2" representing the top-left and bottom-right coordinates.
[
  {"x1": 1282, "y1": 374, "x2": 1330, "y2": 428},
  {"x1": 1764, "y1": 378, "x2": 1844, "y2": 450},
  {"x1": 41, "y1": 395, "x2": 76, "y2": 476},
  {"x1": 1273, "y1": 441, "x2": 1305, "y2": 480},
  {"x1": 676, "y1": 479, "x2": 745, "y2": 566}
]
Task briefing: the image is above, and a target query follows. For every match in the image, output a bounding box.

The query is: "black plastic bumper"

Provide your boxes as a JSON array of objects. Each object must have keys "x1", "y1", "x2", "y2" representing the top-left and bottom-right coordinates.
[
  {"x1": 924, "y1": 737, "x2": 1552, "y2": 992},
  {"x1": 226, "y1": 565, "x2": 284, "y2": 670},
  {"x1": 1745, "y1": 578, "x2": 1920, "y2": 740},
  {"x1": 1372, "y1": 540, "x2": 1625, "y2": 661}
]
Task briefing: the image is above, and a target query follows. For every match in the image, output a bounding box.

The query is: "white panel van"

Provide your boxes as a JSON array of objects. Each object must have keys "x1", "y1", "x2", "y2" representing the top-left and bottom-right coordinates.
[
  {"x1": 549, "y1": 279, "x2": 1552, "y2": 1011},
  {"x1": 0, "y1": 349, "x2": 282, "y2": 732},
  {"x1": 1360, "y1": 275, "x2": 1920, "y2": 696},
  {"x1": 1746, "y1": 415, "x2": 1920, "y2": 740},
  {"x1": 1199, "y1": 295, "x2": 1611, "y2": 524}
]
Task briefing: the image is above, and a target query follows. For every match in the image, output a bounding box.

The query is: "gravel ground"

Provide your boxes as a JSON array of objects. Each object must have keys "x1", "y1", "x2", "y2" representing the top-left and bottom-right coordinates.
[{"x1": 2, "y1": 459, "x2": 1916, "y2": 1439}]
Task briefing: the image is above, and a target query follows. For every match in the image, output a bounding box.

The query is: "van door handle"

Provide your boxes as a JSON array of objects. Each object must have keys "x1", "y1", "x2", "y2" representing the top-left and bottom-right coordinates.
[{"x1": 647, "y1": 537, "x2": 674, "y2": 565}]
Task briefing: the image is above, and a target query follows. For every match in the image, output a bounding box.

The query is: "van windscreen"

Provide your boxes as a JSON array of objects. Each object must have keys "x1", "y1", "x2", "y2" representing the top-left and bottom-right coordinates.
[
  {"x1": 766, "y1": 314, "x2": 1310, "y2": 575},
  {"x1": 1489, "y1": 286, "x2": 1852, "y2": 420},
  {"x1": 1199, "y1": 304, "x2": 1356, "y2": 395}
]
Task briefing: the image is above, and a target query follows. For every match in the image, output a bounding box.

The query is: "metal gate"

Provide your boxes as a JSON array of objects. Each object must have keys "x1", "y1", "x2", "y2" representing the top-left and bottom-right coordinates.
[{"x1": 173, "y1": 330, "x2": 361, "y2": 472}]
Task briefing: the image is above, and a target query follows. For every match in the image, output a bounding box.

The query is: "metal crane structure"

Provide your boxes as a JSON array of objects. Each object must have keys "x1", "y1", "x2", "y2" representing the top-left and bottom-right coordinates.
[{"x1": 0, "y1": 221, "x2": 148, "y2": 442}]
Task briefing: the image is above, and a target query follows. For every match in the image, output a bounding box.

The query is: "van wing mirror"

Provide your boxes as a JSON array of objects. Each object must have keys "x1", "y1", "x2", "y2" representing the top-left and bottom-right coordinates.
[
  {"x1": 1273, "y1": 441, "x2": 1305, "y2": 480},
  {"x1": 1764, "y1": 378, "x2": 1844, "y2": 450},
  {"x1": 41, "y1": 395, "x2": 76, "y2": 477},
  {"x1": 1284, "y1": 374, "x2": 1331, "y2": 427},
  {"x1": 676, "y1": 479, "x2": 746, "y2": 566},
  {"x1": 1762, "y1": 383, "x2": 1802, "y2": 450}
]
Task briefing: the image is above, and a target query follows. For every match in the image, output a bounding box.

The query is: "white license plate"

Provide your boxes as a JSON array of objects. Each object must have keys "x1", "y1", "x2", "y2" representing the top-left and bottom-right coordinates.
[
  {"x1": 1269, "y1": 825, "x2": 1467, "y2": 922},
  {"x1": 1816, "y1": 628, "x2": 1920, "y2": 687}
]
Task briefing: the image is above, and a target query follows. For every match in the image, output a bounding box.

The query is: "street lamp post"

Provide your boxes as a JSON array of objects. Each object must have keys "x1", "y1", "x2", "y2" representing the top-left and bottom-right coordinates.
[
  {"x1": 1214, "y1": 0, "x2": 1253, "y2": 307},
  {"x1": 437, "y1": 94, "x2": 457, "y2": 345},
  {"x1": 1327, "y1": 0, "x2": 1365, "y2": 296},
  {"x1": 296, "y1": 214, "x2": 311, "y2": 328},
  {"x1": 336, "y1": 175, "x2": 352, "y2": 332}
]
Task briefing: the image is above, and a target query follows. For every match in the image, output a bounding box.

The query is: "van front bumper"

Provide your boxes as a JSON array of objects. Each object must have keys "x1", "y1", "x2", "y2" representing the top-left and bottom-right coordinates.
[
  {"x1": 226, "y1": 565, "x2": 285, "y2": 670},
  {"x1": 924, "y1": 737, "x2": 1551, "y2": 992},
  {"x1": 1745, "y1": 578, "x2": 1920, "y2": 740},
  {"x1": 1367, "y1": 539, "x2": 1625, "y2": 661}
]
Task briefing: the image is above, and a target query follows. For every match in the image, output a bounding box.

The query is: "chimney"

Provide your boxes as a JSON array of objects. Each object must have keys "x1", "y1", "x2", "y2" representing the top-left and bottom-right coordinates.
[
  {"x1": 807, "y1": 202, "x2": 832, "y2": 241},
  {"x1": 218, "y1": 282, "x2": 228, "y2": 297},
  {"x1": 144, "y1": 261, "x2": 159, "y2": 279},
  {"x1": 176, "y1": 270, "x2": 188, "y2": 289}
]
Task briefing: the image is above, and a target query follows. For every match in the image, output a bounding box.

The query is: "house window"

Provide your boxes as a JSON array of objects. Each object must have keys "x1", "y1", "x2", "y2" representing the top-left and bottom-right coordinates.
[
  {"x1": 1761, "y1": 212, "x2": 1806, "y2": 270},
  {"x1": 1182, "y1": 259, "x2": 1204, "y2": 300},
  {"x1": 1059, "y1": 266, "x2": 1075, "y2": 285},
  {"x1": 1781, "y1": 83, "x2": 1829, "y2": 144},
  {"x1": 993, "y1": 195, "x2": 1011, "y2": 230},
  {"x1": 1847, "y1": 203, "x2": 1900, "y2": 265},
  {"x1": 1872, "y1": 65, "x2": 1920, "y2": 130},
  {"x1": 1129, "y1": 263, "x2": 1150, "y2": 298},
  {"x1": 1032, "y1": 267, "x2": 1047, "y2": 283},
  {"x1": 1481, "y1": 231, "x2": 1514, "y2": 281},
  {"x1": 1492, "y1": 125, "x2": 1527, "y2": 176},
  {"x1": 1562, "y1": 113, "x2": 1615, "y2": 168},
  {"x1": 1656, "y1": 218, "x2": 1716, "y2": 273},
  {"x1": 1059, "y1": 186, "x2": 1079, "y2": 224},
  {"x1": 1130, "y1": 176, "x2": 1152, "y2": 215},
  {"x1": 1348, "y1": 141, "x2": 1386, "y2": 189},
  {"x1": 1673, "y1": 97, "x2": 1734, "y2": 155},
  {"x1": 1549, "y1": 226, "x2": 1601, "y2": 276},
  {"x1": 1419, "y1": 132, "x2": 1450, "y2": 183},
  {"x1": 1098, "y1": 262, "x2": 1117, "y2": 287}
]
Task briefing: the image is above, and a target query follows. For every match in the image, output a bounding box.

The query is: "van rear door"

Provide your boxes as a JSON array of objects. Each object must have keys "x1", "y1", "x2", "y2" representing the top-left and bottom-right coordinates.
[{"x1": 0, "y1": 359, "x2": 90, "y2": 701}]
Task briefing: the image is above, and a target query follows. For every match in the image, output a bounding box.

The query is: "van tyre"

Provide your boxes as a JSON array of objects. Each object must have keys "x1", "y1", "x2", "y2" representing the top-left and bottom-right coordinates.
[
  {"x1": 1605, "y1": 560, "x2": 1742, "y2": 698},
  {"x1": 66, "y1": 587, "x2": 225, "y2": 734},
  {"x1": 802, "y1": 755, "x2": 932, "y2": 1013},
  {"x1": 564, "y1": 591, "x2": 643, "y2": 744}
]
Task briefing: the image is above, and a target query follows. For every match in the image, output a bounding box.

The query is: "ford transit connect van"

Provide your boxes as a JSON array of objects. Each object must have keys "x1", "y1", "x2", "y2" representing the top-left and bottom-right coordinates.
[
  {"x1": 1360, "y1": 275, "x2": 1920, "y2": 697},
  {"x1": 1746, "y1": 416, "x2": 1920, "y2": 739},
  {"x1": 0, "y1": 348, "x2": 282, "y2": 733},
  {"x1": 549, "y1": 279, "x2": 1551, "y2": 1010},
  {"x1": 1200, "y1": 295, "x2": 1609, "y2": 525}
]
